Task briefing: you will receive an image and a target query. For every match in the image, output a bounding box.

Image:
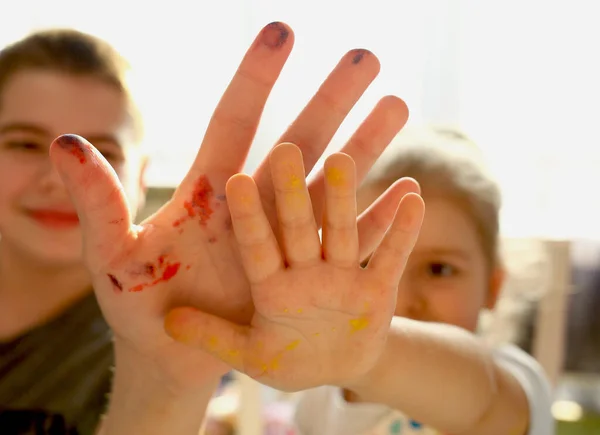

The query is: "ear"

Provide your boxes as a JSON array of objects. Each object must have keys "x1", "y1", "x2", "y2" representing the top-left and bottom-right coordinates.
[{"x1": 485, "y1": 265, "x2": 505, "y2": 310}]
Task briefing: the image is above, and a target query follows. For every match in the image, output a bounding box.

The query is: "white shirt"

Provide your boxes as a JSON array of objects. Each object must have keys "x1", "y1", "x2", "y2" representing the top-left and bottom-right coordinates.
[{"x1": 293, "y1": 345, "x2": 554, "y2": 435}]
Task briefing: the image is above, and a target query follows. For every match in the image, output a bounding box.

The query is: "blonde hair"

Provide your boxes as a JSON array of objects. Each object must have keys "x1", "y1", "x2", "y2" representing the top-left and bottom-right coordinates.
[
  {"x1": 363, "y1": 125, "x2": 502, "y2": 269},
  {"x1": 0, "y1": 28, "x2": 143, "y2": 143}
]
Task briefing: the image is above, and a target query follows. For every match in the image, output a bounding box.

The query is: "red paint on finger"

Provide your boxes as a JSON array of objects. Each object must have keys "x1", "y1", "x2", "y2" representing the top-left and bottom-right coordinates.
[
  {"x1": 107, "y1": 274, "x2": 123, "y2": 293},
  {"x1": 258, "y1": 22, "x2": 289, "y2": 49},
  {"x1": 172, "y1": 175, "x2": 215, "y2": 228},
  {"x1": 350, "y1": 49, "x2": 370, "y2": 65},
  {"x1": 55, "y1": 134, "x2": 87, "y2": 164}
]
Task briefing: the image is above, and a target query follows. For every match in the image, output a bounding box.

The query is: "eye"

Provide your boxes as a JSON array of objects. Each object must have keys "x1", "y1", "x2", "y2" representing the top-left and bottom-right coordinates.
[
  {"x1": 95, "y1": 147, "x2": 124, "y2": 163},
  {"x1": 427, "y1": 262, "x2": 456, "y2": 277},
  {"x1": 5, "y1": 140, "x2": 44, "y2": 152}
]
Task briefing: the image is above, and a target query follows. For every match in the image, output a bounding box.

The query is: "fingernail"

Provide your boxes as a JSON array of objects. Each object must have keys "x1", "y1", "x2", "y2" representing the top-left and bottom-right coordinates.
[
  {"x1": 259, "y1": 22, "x2": 290, "y2": 49},
  {"x1": 350, "y1": 49, "x2": 370, "y2": 65},
  {"x1": 55, "y1": 134, "x2": 87, "y2": 164}
]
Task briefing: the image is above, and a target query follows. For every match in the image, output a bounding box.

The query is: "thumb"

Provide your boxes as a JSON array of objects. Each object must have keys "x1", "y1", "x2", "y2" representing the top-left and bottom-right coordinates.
[
  {"x1": 165, "y1": 307, "x2": 253, "y2": 373},
  {"x1": 49, "y1": 134, "x2": 132, "y2": 267}
]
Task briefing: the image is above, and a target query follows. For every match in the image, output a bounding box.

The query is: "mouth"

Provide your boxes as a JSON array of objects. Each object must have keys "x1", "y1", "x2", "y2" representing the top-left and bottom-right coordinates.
[{"x1": 27, "y1": 209, "x2": 80, "y2": 229}]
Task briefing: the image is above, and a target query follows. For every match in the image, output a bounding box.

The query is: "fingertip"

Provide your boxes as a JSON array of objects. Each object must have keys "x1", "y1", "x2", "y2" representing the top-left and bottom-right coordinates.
[
  {"x1": 397, "y1": 192, "x2": 425, "y2": 233},
  {"x1": 164, "y1": 306, "x2": 201, "y2": 343},
  {"x1": 392, "y1": 177, "x2": 421, "y2": 195},
  {"x1": 226, "y1": 173, "x2": 254, "y2": 193},
  {"x1": 347, "y1": 48, "x2": 380, "y2": 73},
  {"x1": 270, "y1": 142, "x2": 302, "y2": 161},
  {"x1": 50, "y1": 134, "x2": 91, "y2": 165},
  {"x1": 324, "y1": 153, "x2": 356, "y2": 188}
]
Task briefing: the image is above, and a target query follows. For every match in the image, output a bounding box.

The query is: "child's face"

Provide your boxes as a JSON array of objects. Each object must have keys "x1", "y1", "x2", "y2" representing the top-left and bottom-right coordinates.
[
  {"x1": 0, "y1": 70, "x2": 146, "y2": 265},
  {"x1": 359, "y1": 185, "x2": 503, "y2": 332}
]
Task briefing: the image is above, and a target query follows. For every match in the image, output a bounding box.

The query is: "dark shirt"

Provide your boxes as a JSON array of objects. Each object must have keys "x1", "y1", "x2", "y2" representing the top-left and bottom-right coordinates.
[{"x1": 0, "y1": 293, "x2": 113, "y2": 434}]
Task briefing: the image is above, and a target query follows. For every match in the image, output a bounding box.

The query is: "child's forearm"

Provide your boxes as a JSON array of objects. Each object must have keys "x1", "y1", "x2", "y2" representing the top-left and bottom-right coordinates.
[
  {"x1": 343, "y1": 317, "x2": 529, "y2": 435},
  {"x1": 97, "y1": 342, "x2": 218, "y2": 435}
]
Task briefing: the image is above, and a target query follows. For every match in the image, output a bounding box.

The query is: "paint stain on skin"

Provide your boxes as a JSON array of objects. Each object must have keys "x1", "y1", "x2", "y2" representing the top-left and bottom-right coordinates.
[
  {"x1": 107, "y1": 274, "x2": 123, "y2": 293},
  {"x1": 129, "y1": 255, "x2": 181, "y2": 292},
  {"x1": 208, "y1": 236, "x2": 217, "y2": 244},
  {"x1": 144, "y1": 263, "x2": 156, "y2": 278},
  {"x1": 351, "y1": 49, "x2": 369, "y2": 65},
  {"x1": 297, "y1": 309, "x2": 303, "y2": 314},
  {"x1": 172, "y1": 175, "x2": 215, "y2": 228},
  {"x1": 349, "y1": 316, "x2": 369, "y2": 333},
  {"x1": 55, "y1": 134, "x2": 87, "y2": 164},
  {"x1": 109, "y1": 218, "x2": 124, "y2": 225},
  {"x1": 260, "y1": 339, "x2": 301, "y2": 373},
  {"x1": 325, "y1": 167, "x2": 345, "y2": 187},
  {"x1": 259, "y1": 22, "x2": 289, "y2": 49},
  {"x1": 185, "y1": 265, "x2": 191, "y2": 270},
  {"x1": 283, "y1": 308, "x2": 289, "y2": 313},
  {"x1": 287, "y1": 173, "x2": 302, "y2": 189},
  {"x1": 313, "y1": 332, "x2": 320, "y2": 337}
]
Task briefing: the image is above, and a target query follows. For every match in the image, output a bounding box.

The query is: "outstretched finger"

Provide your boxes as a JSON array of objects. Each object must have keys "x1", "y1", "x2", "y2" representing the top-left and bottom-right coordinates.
[
  {"x1": 49, "y1": 134, "x2": 132, "y2": 270},
  {"x1": 185, "y1": 22, "x2": 294, "y2": 182},
  {"x1": 367, "y1": 193, "x2": 424, "y2": 285},
  {"x1": 357, "y1": 178, "x2": 421, "y2": 261},
  {"x1": 308, "y1": 95, "x2": 409, "y2": 225},
  {"x1": 255, "y1": 49, "x2": 381, "y2": 228},
  {"x1": 226, "y1": 174, "x2": 284, "y2": 284}
]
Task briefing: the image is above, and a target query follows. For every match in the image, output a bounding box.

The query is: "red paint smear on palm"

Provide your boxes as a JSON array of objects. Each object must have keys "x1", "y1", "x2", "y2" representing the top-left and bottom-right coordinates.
[
  {"x1": 129, "y1": 254, "x2": 181, "y2": 292},
  {"x1": 173, "y1": 175, "x2": 214, "y2": 228}
]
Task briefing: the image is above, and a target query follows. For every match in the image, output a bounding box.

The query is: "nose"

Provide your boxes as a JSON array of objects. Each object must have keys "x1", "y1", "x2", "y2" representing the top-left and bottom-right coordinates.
[
  {"x1": 37, "y1": 159, "x2": 68, "y2": 193},
  {"x1": 395, "y1": 280, "x2": 429, "y2": 321}
]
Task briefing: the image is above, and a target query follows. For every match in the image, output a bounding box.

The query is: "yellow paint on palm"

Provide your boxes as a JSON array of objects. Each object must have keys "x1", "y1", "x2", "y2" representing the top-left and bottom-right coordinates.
[
  {"x1": 325, "y1": 166, "x2": 345, "y2": 186},
  {"x1": 349, "y1": 316, "x2": 369, "y2": 332},
  {"x1": 208, "y1": 336, "x2": 219, "y2": 348},
  {"x1": 285, "y1": 339, "x2": 301, "y2": 351},
  {"x1": 260, "y1": 339, "x2": 302, "y2": 373}
]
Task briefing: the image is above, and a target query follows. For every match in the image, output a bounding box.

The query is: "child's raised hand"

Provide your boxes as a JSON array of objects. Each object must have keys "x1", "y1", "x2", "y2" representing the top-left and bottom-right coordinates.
[
  {"x1": 165, "y1": 143, "x2": 425, "y2": 391},
  {"x1": 48, "y1": 22, "x2": 414, "y2": 392}
]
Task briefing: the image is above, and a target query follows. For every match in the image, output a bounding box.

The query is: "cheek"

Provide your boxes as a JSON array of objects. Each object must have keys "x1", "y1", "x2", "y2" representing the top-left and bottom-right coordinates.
[
  {"x1": 0, "y1": 159, "x2": 38, "y2": 208},
  {"x1": 433, "y1": 294, "x2": 481, "y2": 331}
]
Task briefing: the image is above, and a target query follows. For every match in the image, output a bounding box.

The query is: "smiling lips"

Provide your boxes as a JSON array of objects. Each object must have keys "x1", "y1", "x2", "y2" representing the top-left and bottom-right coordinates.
[{"x1": 27, "y1": 209, "x2": 80, "y2": 229}]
